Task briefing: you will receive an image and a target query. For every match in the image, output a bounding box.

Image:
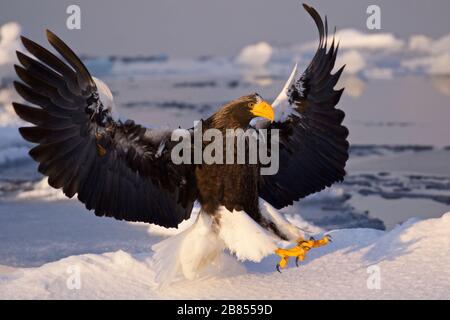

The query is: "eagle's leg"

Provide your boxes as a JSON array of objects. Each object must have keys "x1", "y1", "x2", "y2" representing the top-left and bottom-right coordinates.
[{"x1": 275, "y1": 235, "x2": 332, "y2": 272}]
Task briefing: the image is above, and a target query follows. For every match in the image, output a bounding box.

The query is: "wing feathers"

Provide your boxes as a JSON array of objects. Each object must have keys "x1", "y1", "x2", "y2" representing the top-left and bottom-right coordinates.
[
  {"x1": 14, "y1": 30, "x2": 197, "y2": 228},
  {"x1": 20, "y1": 36, "x2": 81, "y2": 96},
  {"x1": 46, "y1": 30, "x2": 94, "y2": 91}
]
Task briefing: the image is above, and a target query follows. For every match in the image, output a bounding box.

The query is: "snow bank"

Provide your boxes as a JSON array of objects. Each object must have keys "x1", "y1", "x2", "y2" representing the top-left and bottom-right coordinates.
[
  {"x1": 335, "y1": 29, "x2": 404, "y2": 51},
  {"x1": 86, "y1": 30, "x2": 450, "y2": 78},
  {"x1": 326, "y1": 30, "x2": 450, "y2": 77},
  {"x1": 258, "y1": 29, "x2": 450, "y2": 78},
  {"x1": 0, "y1": 22, "x2": 21, "y2": 65},
  {"x1": 235, "y1": 42, "x2": 273, "y2": 67},
  {"x1": 408, "y1": 35, "x2": 433, "y2": 53},
  {"x1": 301, "y1": 187, "x2": 347, "y2": 204},
  {"x1": 0, "y1": 88, "x2": 28, "y2": 167},
  {"x1": 1, "y1": 212, "x2": 449, "y2": 299},
  {"x1": 336, "y1": 50, "x2": 366, "y2": 75},
  {"x1": 402, "y1": 53, "x2": 450, "y2": 76},
  {"x1": 0, "y1": 85, "x2": 22, "y2": 126},
  {"x1": 408, "y1": 34, "x2": 450, "y2": 55},
  {"x1": 14, "y1": 177, "x2": 66, "y2": 201},
  {"x1": 400, "y1": 34, "x2": 450, "y2": 76},
  {"x1": 2, "y1": 18, "x2": 450, "y2": 85},
  {"x1": 300, "y1": 29, "x2": 404, "y2": 52},
  {"x1": 0, "y1": 127, "x2": 29, "y2": 167},
  {"x1": 0, "y1": 145, "x2": 28, "y2": 167},
  {"x1": 0, "y1": 22, "x2": 31, "y2": 167}
]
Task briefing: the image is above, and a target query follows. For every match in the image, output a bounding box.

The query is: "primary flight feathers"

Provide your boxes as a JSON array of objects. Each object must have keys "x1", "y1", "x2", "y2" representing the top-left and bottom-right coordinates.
[{"x1": 14, "y1": 30, "x2": 197, "y2": 228}]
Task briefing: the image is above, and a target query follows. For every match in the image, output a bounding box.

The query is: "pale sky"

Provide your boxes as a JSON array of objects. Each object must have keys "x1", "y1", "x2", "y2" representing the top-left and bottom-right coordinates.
[{"x1": 1, "y1": 0, "x2": 450, "y2": 58}]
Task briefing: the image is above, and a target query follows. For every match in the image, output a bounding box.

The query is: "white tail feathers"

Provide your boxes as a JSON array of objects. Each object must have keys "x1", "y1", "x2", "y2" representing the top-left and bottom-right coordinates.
[
  {"x1": 152, "y1": 211, "x2": 244, "y2": 288},
  {"x1": 152, "y1": 205, "x2": 293, "y2": 288}
]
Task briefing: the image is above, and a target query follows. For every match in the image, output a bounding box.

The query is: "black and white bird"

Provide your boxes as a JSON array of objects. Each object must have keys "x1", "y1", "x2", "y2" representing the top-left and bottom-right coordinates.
[{"x1": 13, "y1": 3, "x2": 348, "y2": 285}]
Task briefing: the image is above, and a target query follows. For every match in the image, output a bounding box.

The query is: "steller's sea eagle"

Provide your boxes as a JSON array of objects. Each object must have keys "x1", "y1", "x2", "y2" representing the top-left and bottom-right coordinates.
[{"x1": 12, "y1": 3, "x2": 348, "y2": 285}]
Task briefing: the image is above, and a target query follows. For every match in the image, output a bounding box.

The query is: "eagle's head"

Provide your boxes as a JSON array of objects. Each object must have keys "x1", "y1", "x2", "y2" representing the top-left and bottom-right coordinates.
[{"x1": 211, "y1": 93, "x2": 275, "y2": 129}]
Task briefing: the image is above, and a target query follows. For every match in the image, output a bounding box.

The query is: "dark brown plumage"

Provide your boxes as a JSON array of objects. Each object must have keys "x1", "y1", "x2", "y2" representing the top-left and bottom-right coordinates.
[{"x1": 197, "y1": 96, "x2": 262, "y2": 217}]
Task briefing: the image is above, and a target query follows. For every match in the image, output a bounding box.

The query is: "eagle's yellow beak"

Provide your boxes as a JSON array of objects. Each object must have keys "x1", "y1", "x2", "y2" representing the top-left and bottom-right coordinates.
[{"x1": 250, "y1": 101, "x2": 275, "y2": 122}]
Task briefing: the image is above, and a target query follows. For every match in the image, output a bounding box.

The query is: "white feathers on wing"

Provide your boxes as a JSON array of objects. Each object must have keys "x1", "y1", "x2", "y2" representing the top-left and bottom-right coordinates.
[
  {"x1": 271, "y1": 63, "x2": 298, "y2": 122},
  {"x1": 250, "y1": 63, "x2": 299, "y2": 129},
  {"x1": 92, "y1": 77, "x2": 117, "y2": 118}
]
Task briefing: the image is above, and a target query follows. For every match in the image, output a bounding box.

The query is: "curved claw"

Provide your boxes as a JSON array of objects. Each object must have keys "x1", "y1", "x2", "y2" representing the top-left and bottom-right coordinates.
[
  {"x1": 310, "y1": 236, "x2": 315, "y2": 241},
  {"x1": 326, "y1": 234, "x2": 333, "y2": 242},
  {"x1": 276, "y1": 264, "x2": 282, "y2": 273},
  {"x1": 295, "y1": 257, "x2": 300, "y2": 267}
]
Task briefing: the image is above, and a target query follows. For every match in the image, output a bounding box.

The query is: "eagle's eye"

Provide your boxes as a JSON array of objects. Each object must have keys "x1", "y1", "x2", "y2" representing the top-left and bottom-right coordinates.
[{"x1": 248, "y1": 102, "x2": 255, "y2": 108}]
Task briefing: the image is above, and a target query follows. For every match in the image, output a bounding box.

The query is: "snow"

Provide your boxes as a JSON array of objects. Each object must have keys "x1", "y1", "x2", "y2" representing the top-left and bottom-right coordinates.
[
  {"x1": 0, "y1": 126, "x2": 29, "y2": 167},
  {"x1": 409, "y1": 34, "x2": 450, "y2": 55},
  {"x1": 336, "y1": 50, "x2": 366, "y2": 75},
  {"x1": 334, "y1": 29, "x2": 404, "y2": 51},
  {"x1": 363, "y1": 68, "x2": 393, "y2": 80},
  {"x1": 301, "y1": 187, "x2": 346, "y2": 204},
  {"x1": 14, "y1": 178, "x2": 66, "y2": 201},
  {"x1": 0, "y1": 22, "x2": 21, "y2": 65},
  {"x1": 402, "y1": 33, "x2": 450, "y2": 76},
  {"x1": 296, "y1": 28, "x2": 450, "y2": 77},
  {"x1": 402, "y1": 54, "x2": 450, "y2": 76},
  {"x1": 0, "y1": 145, "x2": 28, "y2": 167},
  {"x1": 1, "y1": 212, "x2": 449, "y2": 299},
  {"x1": 408, "y1": 35, "x2": 434, "y2": 53},
  {"x1": 338, "y1": 76, "x2": 365, "y2": 98},
  {"x1": 0, "y1": 86, "x2": 22, "y2": 126},
  {"x1": 235, "y1": 42, "x2": 273, "y2": 67},
  {"x1": 304, "y1": 29, "x2": 405, "y2": 52}
]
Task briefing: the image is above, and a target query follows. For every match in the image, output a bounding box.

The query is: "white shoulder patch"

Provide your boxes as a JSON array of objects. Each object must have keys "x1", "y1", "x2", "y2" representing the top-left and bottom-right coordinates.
[
  {"x1": 92, "y1": 77, "x2": 118, "y2": 119},
  {"x1": 152, "y1": 211, "x2": 244, "y2": 288},
  {"x1": 271, "y1": 63, "x2": 298, "y2": 122}
]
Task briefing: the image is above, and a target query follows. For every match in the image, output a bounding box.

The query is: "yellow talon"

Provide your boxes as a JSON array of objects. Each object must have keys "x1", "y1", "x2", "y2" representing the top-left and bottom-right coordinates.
[{"x1": 275, "y1": 235, "x2": 332, "y2": 272}]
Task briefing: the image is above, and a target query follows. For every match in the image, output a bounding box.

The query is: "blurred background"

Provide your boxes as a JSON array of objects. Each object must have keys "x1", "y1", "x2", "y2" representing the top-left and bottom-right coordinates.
[{"x1": 0, "y1": 0, "x2": 449, "y2": 267}]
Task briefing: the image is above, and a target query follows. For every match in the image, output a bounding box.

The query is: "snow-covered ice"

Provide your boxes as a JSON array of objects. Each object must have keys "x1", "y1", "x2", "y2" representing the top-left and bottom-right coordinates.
[
  {"x1": 236, "y1": 42, "x2": 273, "y2": 67},
  {"x1": 1, "y1": 212, "x2": 449, "y2": 299},
  {"x1": 0, "y1": 22, "x2": 21, "y2": 66}
]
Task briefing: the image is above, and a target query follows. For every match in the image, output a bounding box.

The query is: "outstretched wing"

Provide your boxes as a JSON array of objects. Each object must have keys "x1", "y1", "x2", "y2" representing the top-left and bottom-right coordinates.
[
  {"x1": 259, "y1": 4, "x2": 349, "y2": 209},
  {"x1": 13, "y1": 30, "x2": 197, "y2": 228}
]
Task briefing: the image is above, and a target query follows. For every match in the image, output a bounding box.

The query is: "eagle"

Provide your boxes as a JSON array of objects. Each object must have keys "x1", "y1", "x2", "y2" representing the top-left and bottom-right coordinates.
[{"x1": 12, "y1": 3, "x2": 348, "y2": 285}]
